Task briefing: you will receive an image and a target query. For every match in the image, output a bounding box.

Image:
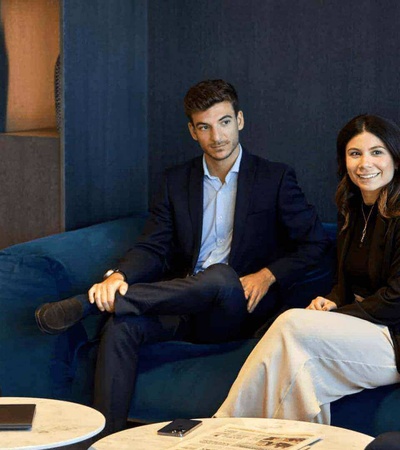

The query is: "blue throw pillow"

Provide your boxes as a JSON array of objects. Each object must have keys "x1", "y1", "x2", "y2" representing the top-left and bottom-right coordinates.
[
  {"x1": 0, "y1": 253, "x2": 70, "y2": 335},
  {"x1": 0, "y1": 253, "x2": 71, "y2": 397}
]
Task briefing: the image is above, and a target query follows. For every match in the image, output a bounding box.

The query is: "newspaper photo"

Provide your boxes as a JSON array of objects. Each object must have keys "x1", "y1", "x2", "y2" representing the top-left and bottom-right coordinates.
[{"x1": 170, "y1": 424, "x2": 322, "y2": 450}]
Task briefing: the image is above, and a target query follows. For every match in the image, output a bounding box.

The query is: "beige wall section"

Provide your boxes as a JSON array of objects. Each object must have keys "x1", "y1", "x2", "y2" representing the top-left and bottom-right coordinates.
[{"x1": 1, "y1": 0, "x2": 60, "y2": 132}]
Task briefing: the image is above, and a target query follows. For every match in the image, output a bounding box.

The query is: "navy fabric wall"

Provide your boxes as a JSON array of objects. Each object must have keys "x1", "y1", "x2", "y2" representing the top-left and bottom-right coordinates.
[
  {"x1": 62, "y1": 0, "x2": 148, "y2": 230},
  {"x1": 148, "y1": 0, "x2": 400, "y2": 222}
]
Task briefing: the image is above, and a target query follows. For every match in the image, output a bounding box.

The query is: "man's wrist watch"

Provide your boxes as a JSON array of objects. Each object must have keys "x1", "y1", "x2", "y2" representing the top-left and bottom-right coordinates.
[{"x1": 103, "y1": 268, "x2": 125, "y2": 280}]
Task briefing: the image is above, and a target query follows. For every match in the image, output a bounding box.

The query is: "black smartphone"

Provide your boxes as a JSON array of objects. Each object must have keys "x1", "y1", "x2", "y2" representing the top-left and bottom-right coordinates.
[{"x1": 157, "y1": 418, "x2": 202, "y2": 437}]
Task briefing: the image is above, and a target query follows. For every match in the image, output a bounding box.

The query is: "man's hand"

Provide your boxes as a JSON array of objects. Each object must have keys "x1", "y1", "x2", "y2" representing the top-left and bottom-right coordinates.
[
  {"x1": 306, "y1": 296, "x2": 337, "y2": 311},
  {"x1": 88, "y1": 273, "x2": 128, "y2": 313},
  {"x1": 240, "y1": 268, "x2": 276, "y2": 313}
]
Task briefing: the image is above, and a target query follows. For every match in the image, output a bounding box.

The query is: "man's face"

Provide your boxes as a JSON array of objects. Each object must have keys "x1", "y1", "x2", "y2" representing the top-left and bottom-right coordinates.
[{"x1": 188, "y1": 101, "x2": 244, "y2": 165}]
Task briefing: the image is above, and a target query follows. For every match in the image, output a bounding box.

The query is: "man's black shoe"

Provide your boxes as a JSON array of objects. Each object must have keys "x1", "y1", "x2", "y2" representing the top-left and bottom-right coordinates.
[{"x1": 35, "y1": 297, "x2": 85, "y2": 335}]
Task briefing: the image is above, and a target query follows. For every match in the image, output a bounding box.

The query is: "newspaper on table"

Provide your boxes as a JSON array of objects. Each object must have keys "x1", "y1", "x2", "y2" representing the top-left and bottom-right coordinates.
[{"x1": 170, "y1": 424, "x2": 322, "y2": 450}]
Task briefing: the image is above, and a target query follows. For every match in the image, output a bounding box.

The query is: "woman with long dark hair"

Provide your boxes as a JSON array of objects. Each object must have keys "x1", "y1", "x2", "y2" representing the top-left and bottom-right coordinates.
[{"x1": 215, "y1": 114, "x2": 400, "y2": 424}]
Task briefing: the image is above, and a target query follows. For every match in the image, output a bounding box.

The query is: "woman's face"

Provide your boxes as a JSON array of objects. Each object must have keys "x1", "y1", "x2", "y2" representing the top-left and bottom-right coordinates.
[{"x1": 346, "y1": 131, "x2": 396, "y2": 204}]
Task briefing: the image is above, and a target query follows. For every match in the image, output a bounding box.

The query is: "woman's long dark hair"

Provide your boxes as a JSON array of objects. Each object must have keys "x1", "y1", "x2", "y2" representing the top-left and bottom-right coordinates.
[{"x1": 336, "y1": 114, "x2": 400, "y2": 230}]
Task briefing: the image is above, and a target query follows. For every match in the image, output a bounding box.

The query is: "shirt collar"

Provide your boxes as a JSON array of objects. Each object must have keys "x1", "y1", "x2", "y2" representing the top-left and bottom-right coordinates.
[{"x1": 203, "y1": 144, "x2": 243, "y2": 180}]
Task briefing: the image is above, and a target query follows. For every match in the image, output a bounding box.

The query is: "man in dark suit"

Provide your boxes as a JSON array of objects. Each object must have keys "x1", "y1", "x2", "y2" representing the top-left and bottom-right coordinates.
[{"x1": 36, "y1": 79, "x2": 330, "y2": 434}]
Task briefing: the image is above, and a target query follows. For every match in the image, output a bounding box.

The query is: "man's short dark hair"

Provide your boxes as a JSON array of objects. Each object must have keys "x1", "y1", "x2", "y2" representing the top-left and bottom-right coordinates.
[{"x1": 184, "y1": 79, "x2": 239, "y2": 121}]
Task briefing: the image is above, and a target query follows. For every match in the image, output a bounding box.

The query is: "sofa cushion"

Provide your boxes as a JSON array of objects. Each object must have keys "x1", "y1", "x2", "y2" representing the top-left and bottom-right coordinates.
[
  {"x1": 67, "y1": 337, "x2": 259, "y2": 422},
  {"x1": 131, "y1": 339, "x2": 259, "y2": 422},
  {"x1": 320, "y1": 379, "x2": 400, "y2": 437},
  {"x1": 0, "y1": 253, "x2": 70, "y2": 397}
]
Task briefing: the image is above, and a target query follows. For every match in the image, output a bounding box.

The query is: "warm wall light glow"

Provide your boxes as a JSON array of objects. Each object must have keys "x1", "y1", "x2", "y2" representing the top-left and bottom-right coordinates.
[{"x1": 1, "y1": 0, "x2": 60, "y2": 132}]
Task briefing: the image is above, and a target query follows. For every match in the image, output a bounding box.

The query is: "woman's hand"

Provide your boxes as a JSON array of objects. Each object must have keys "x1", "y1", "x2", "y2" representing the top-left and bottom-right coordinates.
[{"x1": 306, "y1": 296, "x2": 337, "y2": 311}]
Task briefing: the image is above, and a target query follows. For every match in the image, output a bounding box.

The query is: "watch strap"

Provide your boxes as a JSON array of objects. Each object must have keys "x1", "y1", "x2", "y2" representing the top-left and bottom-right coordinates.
[{"x1": 103, "y1": 268, "x2": 125, "y2": 280}]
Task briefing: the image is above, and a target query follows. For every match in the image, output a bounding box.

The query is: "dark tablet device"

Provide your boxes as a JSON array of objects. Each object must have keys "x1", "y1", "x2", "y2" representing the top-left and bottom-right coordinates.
[
  {"x1": 157, "y1": 418, "x2": 202, "y2": 437},
  {"x1": 0, "y1": 404, "x2": 36, "y2": 430}
]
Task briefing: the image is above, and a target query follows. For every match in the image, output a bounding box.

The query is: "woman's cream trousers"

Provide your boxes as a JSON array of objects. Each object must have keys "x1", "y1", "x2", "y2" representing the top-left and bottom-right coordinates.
[{"x1": 215, "y1": 309, "x2": 400, "y2": 424}]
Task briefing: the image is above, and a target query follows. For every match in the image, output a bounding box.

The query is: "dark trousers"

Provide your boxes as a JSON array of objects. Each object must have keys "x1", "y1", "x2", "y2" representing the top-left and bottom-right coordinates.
[{"x1": 90, "y1": 264, "x2": 280, "y2": 435}]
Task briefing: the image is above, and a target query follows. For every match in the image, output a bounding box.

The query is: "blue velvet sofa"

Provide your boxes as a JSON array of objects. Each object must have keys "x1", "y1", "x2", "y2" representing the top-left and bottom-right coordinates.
[{"x1": 1, "y1": 216, "x2": 400, "y2": 437}]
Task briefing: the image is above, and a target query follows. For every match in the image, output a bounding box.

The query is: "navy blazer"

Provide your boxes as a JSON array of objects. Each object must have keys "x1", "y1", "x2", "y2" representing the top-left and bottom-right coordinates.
[{"x1": 118, "y1": 149, "x2": 329, "y2": 290}]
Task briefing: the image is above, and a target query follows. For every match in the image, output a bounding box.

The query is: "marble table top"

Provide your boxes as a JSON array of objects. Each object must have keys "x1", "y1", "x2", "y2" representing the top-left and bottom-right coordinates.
[
  {"x1": 90, "y1": 417, "x2": 374, "y2": 450},
  {"x1": 0, "y1": 397, "x2": 105, "y2": 450}
]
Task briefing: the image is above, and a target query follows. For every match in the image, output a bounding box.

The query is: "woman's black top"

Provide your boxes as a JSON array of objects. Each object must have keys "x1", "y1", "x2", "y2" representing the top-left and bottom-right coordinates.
[{"x1": 343, "y1": 202, "x2": 378, "y2": 299}]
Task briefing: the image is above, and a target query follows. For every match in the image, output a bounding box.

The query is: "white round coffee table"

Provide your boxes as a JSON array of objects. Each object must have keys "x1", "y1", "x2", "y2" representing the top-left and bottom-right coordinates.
[
  {"x1": 0, "y1": 397, "x2": 105, "y2": 449},
  {"x1": 89, "y1": 417, "x2": 374, "y2": 449}
]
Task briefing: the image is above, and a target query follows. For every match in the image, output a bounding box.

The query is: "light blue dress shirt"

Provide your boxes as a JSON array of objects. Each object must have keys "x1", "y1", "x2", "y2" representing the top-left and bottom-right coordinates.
[{"x1": 194, "y1": 146, "x2": 242, "y2": 273}]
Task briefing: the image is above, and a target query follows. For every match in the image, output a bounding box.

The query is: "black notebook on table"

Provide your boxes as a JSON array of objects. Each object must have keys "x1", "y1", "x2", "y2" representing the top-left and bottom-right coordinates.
[{"x1": 0, "y1": 404, "x2": 36, "y2": 430}]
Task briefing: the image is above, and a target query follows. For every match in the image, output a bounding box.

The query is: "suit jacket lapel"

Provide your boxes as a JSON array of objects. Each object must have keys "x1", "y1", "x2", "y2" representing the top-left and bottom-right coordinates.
[
  {"x1": 229, "y1": 150, "x2": 256, "y2": 266},
  {"x1": 189, "y1": 157, "x2": 204, "y2": 270}
]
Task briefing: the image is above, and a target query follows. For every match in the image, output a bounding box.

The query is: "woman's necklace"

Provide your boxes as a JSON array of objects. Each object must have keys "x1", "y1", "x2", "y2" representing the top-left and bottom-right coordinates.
[{"x1": 360, "y1": 201, "x2": 375, "y2": 247}]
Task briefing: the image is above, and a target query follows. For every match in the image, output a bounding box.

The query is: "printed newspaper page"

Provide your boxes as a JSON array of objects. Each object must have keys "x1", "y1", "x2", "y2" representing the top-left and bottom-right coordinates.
[{"x1": 170, "y1": 424, "x2": 322, "y2": 450}]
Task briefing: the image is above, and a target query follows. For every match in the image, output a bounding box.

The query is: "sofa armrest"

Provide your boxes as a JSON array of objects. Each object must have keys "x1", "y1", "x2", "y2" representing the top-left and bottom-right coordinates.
[
  {"x1": 3, "y1": 216, "x2": 147, "y2": 296},
  {"x1": 0, "y1": 216, "x2": 146, "y2": 400}
]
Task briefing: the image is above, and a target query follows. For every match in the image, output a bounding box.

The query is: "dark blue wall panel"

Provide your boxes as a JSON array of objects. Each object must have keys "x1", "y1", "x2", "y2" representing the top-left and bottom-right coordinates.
[
  {"x1": 62, "y1": 0, "x2": 148, "y2": 230},
  {"x1": 148, "y1": 0, "x2": 400, "y2": 222}
]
